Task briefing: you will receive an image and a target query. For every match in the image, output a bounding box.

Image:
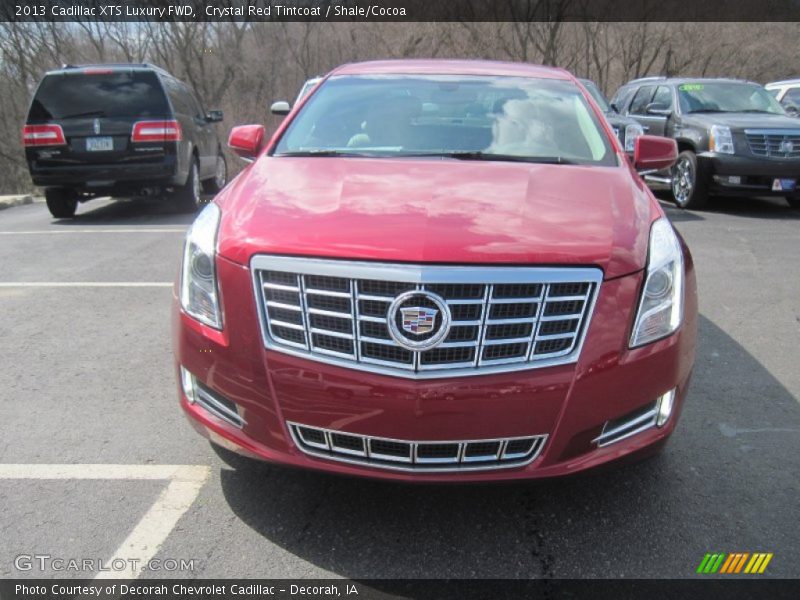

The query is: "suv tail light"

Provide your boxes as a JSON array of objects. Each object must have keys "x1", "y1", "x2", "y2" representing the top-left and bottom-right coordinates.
[
  {"x1": 22, "y1": 124, "x2": 66, "y2": 147},
  {"x1": 131, "y1": 120, "x2": 182, "y2": 142}
]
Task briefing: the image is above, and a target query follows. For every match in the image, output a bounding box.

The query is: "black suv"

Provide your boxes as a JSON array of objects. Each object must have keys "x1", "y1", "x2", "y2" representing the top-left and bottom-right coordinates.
[
  {"x1": 579, "y1": 79, "x2": 643, "y2": 156},
  {"x1": 23, "y1": 63, "x2": 227, "y2": 218},
  {"x1": 611, "y1": 76, "x2": 800, "y2": 209}
]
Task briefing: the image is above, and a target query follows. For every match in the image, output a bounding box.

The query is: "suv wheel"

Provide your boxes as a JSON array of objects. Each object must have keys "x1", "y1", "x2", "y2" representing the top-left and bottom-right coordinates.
[
  {"x1": 45, "y1": 188, "x2": 78, "y2": 218},
  {"x1": 671, "y1": 150, "x2": 709, "y2": 210},
  {"x1": 202, "y1": 153, "x2": 227, "y2": 194},
  {"x1": 176, "y1": 160, "x2": 201, "y2": 212},
  {"x1": 787, "y1": 195, "x2": 800, "y2": 209}
]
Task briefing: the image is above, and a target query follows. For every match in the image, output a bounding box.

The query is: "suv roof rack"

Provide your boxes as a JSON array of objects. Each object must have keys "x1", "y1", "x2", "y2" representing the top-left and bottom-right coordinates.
[{"x1": 59, "y1": 63, "x2": 169, "y2": 75}]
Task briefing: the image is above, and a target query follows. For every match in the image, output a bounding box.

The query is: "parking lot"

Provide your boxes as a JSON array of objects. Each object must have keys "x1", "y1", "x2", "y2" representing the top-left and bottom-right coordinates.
[{"x1": 0, "y1": 193, "x2": 798, "y2": 579}]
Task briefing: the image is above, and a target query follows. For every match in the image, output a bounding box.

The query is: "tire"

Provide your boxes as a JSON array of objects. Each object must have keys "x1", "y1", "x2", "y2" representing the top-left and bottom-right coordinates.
[
  {"x1": 202, "y1": 153, "x2": 227, "y2": 194},
  {"x1": 671, "y1": 150, "x2": 709, "y2": 210},
  {"x1": 786, "y1": 195, "x2": 800, "y2": 209},
  {"x1": 175, "y1": 159, "x2": 201, "y2": 212},
  {"x1": 45, "y1": 188, "x2": 78, "y2": 218}
]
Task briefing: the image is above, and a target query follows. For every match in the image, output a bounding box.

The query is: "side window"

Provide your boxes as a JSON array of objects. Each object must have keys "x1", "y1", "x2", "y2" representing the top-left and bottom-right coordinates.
[
  {"x1": 652, "y1": 86, "x2": 673, "y2": 110},
  {"x1": 189, "y1": 93, "x2": 205, "y2": 118},
  {"x1": 781, "y1": 88, "x2": 800, "y2": 108},
  {"x1": 629, "y1": 86, "x2": 655, "y2": 115},
  {"x1": 164, "y1": 78, "x2": 193, "y2": 116},
  {"x1": 610, "y1": 86, "x2": 633, "y2": 111}
]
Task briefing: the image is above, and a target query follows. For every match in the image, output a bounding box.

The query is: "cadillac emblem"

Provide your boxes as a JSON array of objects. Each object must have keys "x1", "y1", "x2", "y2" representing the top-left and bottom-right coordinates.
[
  {"x1": 387, "y1": 290, "x2": 451, "y2": 351},
  {"x1": 779, "y1": 139, "x2": 794, "y2": 154}
]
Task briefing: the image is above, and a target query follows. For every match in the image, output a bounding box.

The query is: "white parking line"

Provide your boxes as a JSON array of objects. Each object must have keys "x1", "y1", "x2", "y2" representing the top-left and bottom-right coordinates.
[
  {"x1": 0, "y1": 229, "x2": 185, "y2": 235},
  {"x1": 0, "y1": 282, "x2": 172, "y2": 287},
  {"x1": 0, "y1": 464, "x2": 210, "y2": 580}
]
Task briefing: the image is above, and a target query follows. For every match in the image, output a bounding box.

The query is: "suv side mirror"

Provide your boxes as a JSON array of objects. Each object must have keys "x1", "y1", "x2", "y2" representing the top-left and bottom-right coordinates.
[
  {"x1": 609, "y1": 102, "x2": 620, "y2": 113},
  {"x1": 228, "y1": 125, "x2": 265, "y2": 161},
  {"x1": 785, "y1": 105, "x2": 799, "y2": 117},
  {"x1": 645, "y1": 103, "x2": 672, "y2": 117},
  {"x1": 205, "y1": 110, "x2": 224, "y2": 123},
  {"x1": 633, "y1": 135, "x2": 677, "y2": 172},
  {"x1": 270, "y1": 101, "x2": 290, "y2": 116}
]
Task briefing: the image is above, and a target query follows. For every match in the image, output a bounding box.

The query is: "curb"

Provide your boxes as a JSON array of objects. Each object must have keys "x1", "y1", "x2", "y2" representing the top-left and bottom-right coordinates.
[{"x1": 0, "y1": 195, "x2": 42, "y2": 211}]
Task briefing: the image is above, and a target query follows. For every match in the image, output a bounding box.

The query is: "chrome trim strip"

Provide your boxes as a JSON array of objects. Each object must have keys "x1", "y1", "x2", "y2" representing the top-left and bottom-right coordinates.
[
  {"x1": 593, "y1": 407, "x2": 658, "y2": 448},
  {"x1": 287, "y1": 421, "x2": 548, "y2": 473},
  {"x1": 252, "y1": 256, "x2": 603, "y2": 379},
  {"x1": 195, "y1": 387, "x2": 245, "y2": 429}
]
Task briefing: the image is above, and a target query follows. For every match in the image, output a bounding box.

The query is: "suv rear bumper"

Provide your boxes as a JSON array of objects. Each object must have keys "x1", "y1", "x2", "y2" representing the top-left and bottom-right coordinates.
[
  {"x1": 699, "y1": 152, "x2": 800, "y2": 195},
  {"x1": 29, "y1": 158, "x2": 182, "y2": 191}
]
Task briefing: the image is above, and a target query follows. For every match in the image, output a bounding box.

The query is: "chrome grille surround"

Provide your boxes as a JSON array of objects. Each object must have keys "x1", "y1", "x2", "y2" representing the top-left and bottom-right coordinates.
[
  {"x1": 251, "y1": 255, "x2": 602, "y2": 379},
  {"x1": 288, "y1": 421, "x2": 548, "y2": 472},
  {"x1": 744, "y1": 128, "x2": 800, "y2": 159}
]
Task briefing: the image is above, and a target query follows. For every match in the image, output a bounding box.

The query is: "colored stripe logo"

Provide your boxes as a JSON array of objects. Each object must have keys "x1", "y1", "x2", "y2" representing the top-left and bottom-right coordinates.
[{"x1": 697, "y1": 552, "x2": 773, "y2": 574}]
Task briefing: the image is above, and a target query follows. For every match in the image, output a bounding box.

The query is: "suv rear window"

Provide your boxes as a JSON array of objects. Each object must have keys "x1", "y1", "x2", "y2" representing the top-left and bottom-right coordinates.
[{"x1": 28, "y1": 71, "x2": 169, "y2": 122}]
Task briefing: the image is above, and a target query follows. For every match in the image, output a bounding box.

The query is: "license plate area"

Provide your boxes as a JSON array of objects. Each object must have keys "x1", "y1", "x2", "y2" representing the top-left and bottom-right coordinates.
[
  {"x1": 86, "y1": 136, "x2": 114, "y2": 152},
  {"x1": 772, "y1": 178, "x2": 796, "y2": 192}
]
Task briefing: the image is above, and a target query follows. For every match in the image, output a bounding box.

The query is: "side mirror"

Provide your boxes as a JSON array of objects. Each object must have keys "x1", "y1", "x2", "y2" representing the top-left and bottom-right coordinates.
[
  {"x1": 633, "y1": 135, "x2": 677, "y2": 172},
  {"x1": 228, "y1": 125, "x2": 265, "y2": 161},
  {"x1": 645, "y1": 103, "x2": 672, "y2": 117},
  {"x1": 785, "y1": 105, "x2": 799, "y2": 117},
  {"x1": 205, "y1": 110, "x2": 224, "y2": 123},
  {"x1": 270, "y1": 101, "x2": 290, "y2": 116},
  {"x1": 609, "y1": 102, "x2": 620, "y2": 113}
]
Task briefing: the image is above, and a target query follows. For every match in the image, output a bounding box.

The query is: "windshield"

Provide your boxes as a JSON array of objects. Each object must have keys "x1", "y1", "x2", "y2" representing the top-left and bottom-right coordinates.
[
  {"x1": 274, "y1": 75, "x2": 616, "y2": 166},
  {"x1": 677, "y1": 82, "x2": 785, "y2": 114},
  {"x1": 28, "y1": 71, "x2": 169, "y2": 121},
  {"x1": 580, "y1": 80, "x2": 612, "y2": 112}
]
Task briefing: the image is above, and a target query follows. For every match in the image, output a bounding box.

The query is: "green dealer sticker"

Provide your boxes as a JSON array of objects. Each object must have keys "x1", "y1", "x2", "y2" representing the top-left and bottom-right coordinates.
[{"x1": 679, "y1": 84, "x2": 705, "y2": 91}]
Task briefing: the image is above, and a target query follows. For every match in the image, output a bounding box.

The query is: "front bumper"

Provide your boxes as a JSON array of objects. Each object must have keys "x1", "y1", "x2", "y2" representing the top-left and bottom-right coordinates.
[
  {"x1": 172, "y1": 253, "x2": 697, "y2": 483},
  {"x1": 699, "y1": 152, "x2": 800, "y2": 195}
]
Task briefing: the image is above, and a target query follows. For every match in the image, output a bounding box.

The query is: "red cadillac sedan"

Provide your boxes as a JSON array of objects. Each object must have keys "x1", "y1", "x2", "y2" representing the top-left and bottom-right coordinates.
[{"x1": 173, "y1": 60, "x2": 697, "y2": 482}]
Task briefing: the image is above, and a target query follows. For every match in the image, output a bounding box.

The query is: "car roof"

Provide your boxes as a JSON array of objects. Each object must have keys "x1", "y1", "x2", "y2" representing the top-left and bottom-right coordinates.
[
  {"x1": 46, "y1": 63, "x2": 170, "y2": 77},
  {"x1": 765, "y1": 78, "x2": 800, "y2": 88},
  {"x1": 626, "y1": 76, "x2": 755, "y2": 86},
  {"x1": 331, "y1": 59, "x2": 572, "y2": 80}
]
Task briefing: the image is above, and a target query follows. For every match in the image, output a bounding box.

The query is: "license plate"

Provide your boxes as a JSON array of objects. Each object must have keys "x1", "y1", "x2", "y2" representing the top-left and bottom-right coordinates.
[
  {"x1": 86, "y1": 136, "x2": 113, "y2": 152},
  {"x1": 772, "y1": 178, "x2": 796, "y2": 192}
]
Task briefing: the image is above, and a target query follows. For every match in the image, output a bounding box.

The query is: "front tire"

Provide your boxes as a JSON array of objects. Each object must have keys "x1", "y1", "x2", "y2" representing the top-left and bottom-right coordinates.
[
  {"x1": 202, "y1": 153, "x2": 227, "y2": 194},
  {"x1": 175, "y1": 159, "x2": 201, "y2": 212},
  {"x1": 45, "y1": 188, "x2": 78, "y2": 218},
  {"x1": 671, "y1": 150, "x2": 709, "y2": 210}
]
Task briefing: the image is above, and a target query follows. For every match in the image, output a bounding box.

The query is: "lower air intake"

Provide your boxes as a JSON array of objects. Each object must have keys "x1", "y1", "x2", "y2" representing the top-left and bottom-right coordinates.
[{"x1": 289, "y1": 422, "x2": 547, "y2": 472}]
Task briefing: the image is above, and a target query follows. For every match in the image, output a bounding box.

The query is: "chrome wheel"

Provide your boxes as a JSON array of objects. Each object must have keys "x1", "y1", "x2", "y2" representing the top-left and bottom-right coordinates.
[
  {"x1": 214, "y1": 155, "x2": 227, "y2": 189},
  {"x1": 672, "y1": 156, "x2": 693, "y2": 206},
  {"x1": 192, "y1": 163, "x2": 201, "y2": 202}
]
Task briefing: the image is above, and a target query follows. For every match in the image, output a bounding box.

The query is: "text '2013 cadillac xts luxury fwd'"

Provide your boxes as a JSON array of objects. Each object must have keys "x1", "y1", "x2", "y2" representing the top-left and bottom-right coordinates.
[{"x1": 173, "y1": 60, "x2": 697, "y2": 482}]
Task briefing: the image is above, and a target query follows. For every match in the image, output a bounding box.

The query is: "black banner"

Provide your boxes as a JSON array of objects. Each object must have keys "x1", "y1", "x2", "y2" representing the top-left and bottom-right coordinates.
[
  {"x1": 2, "y1": 580, "x2": 800, "y2": 600},
  {"x1": 3, "y1": 0, "x2": 800, "y2": 23}
]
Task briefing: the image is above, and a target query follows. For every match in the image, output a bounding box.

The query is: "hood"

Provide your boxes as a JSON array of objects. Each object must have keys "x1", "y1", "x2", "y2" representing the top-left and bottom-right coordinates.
[
  {"x1": 605, "y1": 113, "x2": 640, "y2": 128},
  {"x1": 685, "y1": 112, "x2": 800, "y2": 130},
  {"x1": 216, "y1": 157, "x2": 654, "y2": 279}
]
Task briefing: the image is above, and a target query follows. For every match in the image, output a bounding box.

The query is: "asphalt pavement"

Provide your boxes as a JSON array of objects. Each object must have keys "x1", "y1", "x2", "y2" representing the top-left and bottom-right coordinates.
[{"x1": 0, "y1": 192, "x2": 798, "y2": 579}]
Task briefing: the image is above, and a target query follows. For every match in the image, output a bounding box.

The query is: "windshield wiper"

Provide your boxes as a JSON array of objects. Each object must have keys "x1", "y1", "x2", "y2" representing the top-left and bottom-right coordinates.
[
  {"x1": 401, "y1": 151, "x2": 578, "y2": 164},
  {"x1": 737, "y1": 109, "x2": 775, "y2": 113},
  {"x1": 687, "y1": 109, "x2": 730, "y2": 114},
  {"x1": 59, "y1": 110, "x2": 106, "y2": 119},
  {"x1": 274, "y1": 150, "x2": 377, "y2": 158}
]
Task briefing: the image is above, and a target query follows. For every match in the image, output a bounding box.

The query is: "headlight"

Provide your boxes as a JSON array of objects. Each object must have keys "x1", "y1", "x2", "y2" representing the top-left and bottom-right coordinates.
[
  {"x1": 709, "y1": 125, "x2": 734, "y2": 154},
  {"x1": 630, "y1": 218, "x2": 684, "y2": 347},
  {"x1": 180, "y1": 203, "x2": 223, "y2": 329},
  {"x1": 624, "y1": 122, "x2": 644, "y2": 153}
]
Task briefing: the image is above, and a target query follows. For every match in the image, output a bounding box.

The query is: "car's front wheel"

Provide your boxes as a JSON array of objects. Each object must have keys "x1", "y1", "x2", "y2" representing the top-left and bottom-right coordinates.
[
  {"x1": 671, "y1": 150, "x2": 709, "y2": 210},
  {"x1": 175, "y1": 159, "x2": 201, "y2": 212},
  {"x1": 202, "y1": 153, "x2": 227, "y2": 194},
  {"x1": 45, "y1": 188, "x2": 78, "y2": 218}
]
